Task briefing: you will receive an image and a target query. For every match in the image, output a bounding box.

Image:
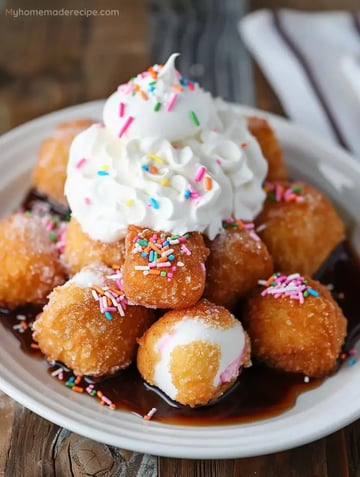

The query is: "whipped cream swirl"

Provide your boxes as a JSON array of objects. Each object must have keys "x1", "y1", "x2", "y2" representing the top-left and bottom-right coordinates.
[{"x1": 65, "y1": 55, "x2": 267, "y2": 242}]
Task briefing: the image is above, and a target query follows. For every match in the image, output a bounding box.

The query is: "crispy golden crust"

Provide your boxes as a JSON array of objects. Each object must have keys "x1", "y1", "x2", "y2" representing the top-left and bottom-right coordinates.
[
  {"x1": 255, "y1": 181, "x2": 345, "y2": 276},
  {"x1": 137, "y1": 299, "x2": 251, "y2": 407},
  {"x1": 63, "y1": 217, "x2": 125, "y2": 275},
  {"x1": 33, "y1": 266, "x2": 155, "y2": 376},
  {"x1": 0, "y1": 213, "x2": 65, "y2": 308},
  {"x1": 122, "y1": 226, "x2": 209, "y2": 309},
  {"x1": 32, "y1": 119, "x2": 94, "y2": 206},
  {"x1": 245, "y1": 278, "x2": 347, "y2": 377},
  {"x1": 247, "y1": 116, "x2": 288, "y2": 182},
  {"x1": 204, "y1": 227, "x2": 273, "y2": 309}
]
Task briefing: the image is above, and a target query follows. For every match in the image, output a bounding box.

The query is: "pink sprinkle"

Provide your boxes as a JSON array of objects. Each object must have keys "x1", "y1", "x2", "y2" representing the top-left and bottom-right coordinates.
[
  {"x1": 187, "y1": 81, "x2": 195, "y2": 91},
  {"x1": 118, "y1": 116, "x2": 134, "y2": 138},
  {"x1": 101, "y1": 395, "x2": 113, "y2": 406},
  {"x1": 123, "y1": 82, "x2": 134, "y2": 95},
  {"x1": 166, "y1": 92, "x2": 178, "y2": 112},
  {"x1": 84, "y1": 197, "x2": 91, "y2": 205},
  {"x1": 174, "y1": 69, "x2": 182, "y2": 79},
  {"x1": 167, "y1": 272, "x2": 174, "y2": 278},
  {"x1": 195, "y1": 166, "x2": 206, "y2": 182},
  {"x1": 157, "y1": 261, "x2": 171, "y2": 268},
  {"x1": 76, "y1": 158, "x2": 87, "y2": 169},
  {"x1": 181, "y1": 244, "x2": 191, "y2": 256},
  {"x1": 200, "y1": 262, "x2": 206, "y2": 272},
  {"x1": 249, "y1": 231, "x2": 260, "y2": 241},
  {"x1": 119, "y1": 102, "x2": 125, "y2": 117}
]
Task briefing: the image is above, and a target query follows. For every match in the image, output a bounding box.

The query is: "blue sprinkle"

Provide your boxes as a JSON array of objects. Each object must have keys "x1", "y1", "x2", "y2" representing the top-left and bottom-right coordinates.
[
  {"x1": 141, "y1": 164, "x2": 149, "y2": 171},
  {"x1": 349, "y1": 358, "x2": 356, "y2": 366},
  {"x1": 104, "y1": 311, "x2": 113, "y2": 321},
  {"x1": 68, "y1": 376, "x2": 75, "y2": 383},
  {"x1": 163, "y1": 241, "x2": 169, "y2": 247},
  {"x1": 97, "y1": 170, "x2": 109, "y2": 176},
  {"x1": 141, "y1": 252, "x2": 148, "y2": 258},
  {"x1": 307, "y1": 288, "x2": 319, "y2": 297},
  {"x1": 149, "y1": 250, "x2": 154, "y2": 262},
  {"x1": 180, "y1": 77, "x2": 188, "y2": 86},
  {"x1": 184, "y1": 189, "x2": 191, "y2": 199},
  {"x1": 149, "y1": 197, "x2": 159, "y2": 209},
  {"x1": 168, "y1": 254, "x2": 175, "y2": 261}
]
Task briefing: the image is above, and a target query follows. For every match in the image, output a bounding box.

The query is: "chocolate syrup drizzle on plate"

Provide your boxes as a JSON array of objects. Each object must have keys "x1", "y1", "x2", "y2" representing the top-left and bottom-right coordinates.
[{"x1": 1, "y1": 189, "x2": 359, "y2": 425}]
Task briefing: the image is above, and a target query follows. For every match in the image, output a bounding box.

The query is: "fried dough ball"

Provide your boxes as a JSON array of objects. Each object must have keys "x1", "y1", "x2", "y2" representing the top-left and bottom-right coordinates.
[
  {"x1": 244, "y1": 274, "x2": 347, "y2": 377},
  {"x1": 137, "y1": 299, "x2": 251, "y2": 407},
  {"x1": 33, "y1": 264, "x2": 155, "y2": 376},
  {"x1": 32, "y1": 119, "x2": 94, "y2": 207},
  {"x1": 255, "y1": 181, "x2": 344, "y2": 276},
  {"x1": 0, "y1": 213, "x2": 65, "y2": 308},
  {"x1": 62, "y1": 217, "x2": 125, "y2": 275},
  {"x1": 247, "y1": 116, "x2": 288, "y2": 182},
  {"x1": 122, "y1": 226, "x2": 209, "y2": 309},
  {"x1": 204, "y1": 220, "x2": 273, "y2": 309}
]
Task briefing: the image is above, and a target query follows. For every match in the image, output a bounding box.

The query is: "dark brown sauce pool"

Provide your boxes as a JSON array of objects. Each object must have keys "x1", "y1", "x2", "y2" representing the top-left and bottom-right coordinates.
[{"x1": 1, "y1": 189, "x2": 359, "y2": 426}]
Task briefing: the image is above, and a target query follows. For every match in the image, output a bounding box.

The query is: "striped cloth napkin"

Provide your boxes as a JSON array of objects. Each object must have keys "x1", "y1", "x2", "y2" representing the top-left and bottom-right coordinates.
[{"x1": 239, "y1": 9, "x2": 360, "y2": 160}]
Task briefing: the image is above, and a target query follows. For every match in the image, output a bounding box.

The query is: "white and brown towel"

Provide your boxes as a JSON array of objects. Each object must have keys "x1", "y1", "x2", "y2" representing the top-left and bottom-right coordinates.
[{"x1": 239, "y1": 9, "x2": 360, "y2": 159}]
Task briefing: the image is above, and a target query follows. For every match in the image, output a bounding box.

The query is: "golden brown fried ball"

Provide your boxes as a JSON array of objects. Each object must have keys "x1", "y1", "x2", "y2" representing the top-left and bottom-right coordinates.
[
  {"x1": 0, "y1": 213, "x2": 65, "y2": 308},
  {"x1": 122, "y1": 226, "x2": 209, "y2": 309},
  {"x1": 255, "y1": 181, "x2": 344, "y2": 276},
  {"x1": 247, "y1": 116, "x2": 288, "y2": 182},
  {"x1": 204, "y1": 222, "x2": 273, "y2": 309},
  {"x1": 137, "y1": 299, "x2": 251, "y2": 407},
  {"x1": 32, "y1": 119, "x2": 94, "y2": 207},
  {"x1": 33, "y1": 264, "x2": 155, "y2": 376},
  {"x1": 62, "y1": 217, "x2": 125, "y2": 275},
  {"x1": 244, "y1": 275, "x2": 347, "y2": 377}
]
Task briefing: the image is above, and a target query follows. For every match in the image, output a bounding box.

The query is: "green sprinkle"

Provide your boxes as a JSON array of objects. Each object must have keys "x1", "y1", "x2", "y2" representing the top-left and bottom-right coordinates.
[
  {"x1": 189, "y1": 110, "x2": 200, "y2": 126},
  {"x1": 160, "y1": 271, "x2": 167, "y2": 277},
  {"x1": 154, "y1": 102, "x2": 161, "y2": 111},
  {"x1": 292, "y1": 186, "x2": 302, "y2": 193},
  {"x1": 48, "y1": 231, "x2": 57, "y2": 242},
  {"x1": 137, "y1": 239, "x2": 148, "y2": 247}
]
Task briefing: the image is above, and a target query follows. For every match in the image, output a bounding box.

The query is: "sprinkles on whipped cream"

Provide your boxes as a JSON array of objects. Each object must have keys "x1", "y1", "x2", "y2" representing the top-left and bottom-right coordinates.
[
  {"x1": 116, "y1": 61, "x2": 199, "y2": 138},
  {"x1": 258, "y1": 273, "x2": 319, "y2": 303}
]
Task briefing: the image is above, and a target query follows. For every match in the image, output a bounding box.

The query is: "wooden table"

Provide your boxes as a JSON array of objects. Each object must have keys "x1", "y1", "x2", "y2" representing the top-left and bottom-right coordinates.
[{"x1": 1, "y1": 0, "x2": 360, "y2": 475}]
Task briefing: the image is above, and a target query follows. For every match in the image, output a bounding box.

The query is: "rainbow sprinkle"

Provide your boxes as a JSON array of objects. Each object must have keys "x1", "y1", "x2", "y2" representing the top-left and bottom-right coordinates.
[
  {"x1": 222, "y1": 218, "x2": 260, "y2": 241},
  {"x1": 264, "y1": 182, "x2": 304, "y2": 203},
  {"x1": 132, "y1": 231, "x2": 191, "y2": 279},
  {"x1": 143, "y1": 407, "x2": 157, "y2": 420},
  {"x1": 90, "y1": 268, "x2": 127, "y2": 320},
  {"x1": 51, "y1": 366, "x2": 115, "y2": 409},
  {"x1": 258, "y1": 273, "x2": 320, "y2": 303}
]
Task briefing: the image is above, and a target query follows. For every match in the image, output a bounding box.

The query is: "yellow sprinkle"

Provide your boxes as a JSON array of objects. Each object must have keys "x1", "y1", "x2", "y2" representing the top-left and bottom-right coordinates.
[
  {"x1": 125, "y1": 199, "x2": 133, "y2": 207},
  {"x1": 161, "y1": 178, "x2": 170, "y2": 186},
  {"x1": 148, "y1": 153, "x2": 165, "y2": 164},
  {"x1": 102, "y1": 164, "x2": 109, "y2": 171}
]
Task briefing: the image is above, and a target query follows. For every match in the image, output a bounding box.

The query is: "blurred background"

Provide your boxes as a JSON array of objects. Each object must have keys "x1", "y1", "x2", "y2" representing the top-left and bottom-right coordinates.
[{"x1": 0, "y1": 0, "x2": 358, "y2": 134}]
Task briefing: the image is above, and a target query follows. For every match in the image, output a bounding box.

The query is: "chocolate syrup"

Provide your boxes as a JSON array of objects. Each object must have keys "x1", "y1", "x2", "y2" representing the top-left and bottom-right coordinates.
[{"x1": 0, "y1": 190, "x2": 359, "y2": 425}]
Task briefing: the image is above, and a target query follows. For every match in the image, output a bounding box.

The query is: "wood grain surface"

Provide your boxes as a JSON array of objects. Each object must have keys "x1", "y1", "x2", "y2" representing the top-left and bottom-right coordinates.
[{"x1": 0, "y1": 0, "x2": 359, "y2": 476}]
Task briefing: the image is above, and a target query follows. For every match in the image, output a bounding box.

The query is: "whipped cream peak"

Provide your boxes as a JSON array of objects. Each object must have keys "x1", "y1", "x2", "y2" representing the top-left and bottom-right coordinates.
[
  {"x1": 103, "y1": 53, "x2": 217, "y2": 142},
  {"x1": 65, "y1": 55, "x2": 268, "y2": 242}
]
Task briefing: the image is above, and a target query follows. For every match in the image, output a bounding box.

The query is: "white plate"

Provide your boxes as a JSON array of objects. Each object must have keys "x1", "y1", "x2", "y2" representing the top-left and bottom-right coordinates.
[{"x1": 0, "y1": 101, "x2": 360, "y2": 459}]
